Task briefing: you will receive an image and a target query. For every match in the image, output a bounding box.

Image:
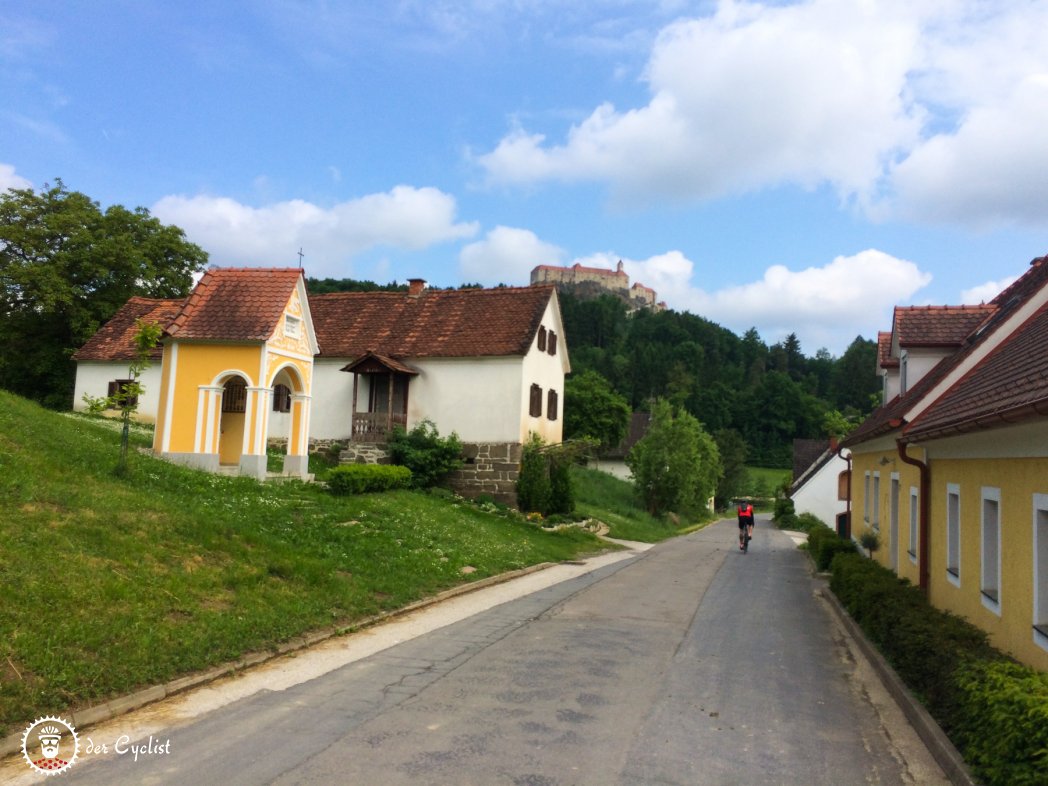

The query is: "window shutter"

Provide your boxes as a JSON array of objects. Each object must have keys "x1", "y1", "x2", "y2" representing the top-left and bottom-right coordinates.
[
  {"x1": 529, "y1": 384, "x2": 543, "y2": 417},
  {"x1": 537, "y1": 326, "x2": 547, "y2": 352},
  {"x1": 547, "y1": 389, "x2": 558, "y2": 421},
  {"x1": 548, "y1": 331, "x2": 557, "y2": 355}
]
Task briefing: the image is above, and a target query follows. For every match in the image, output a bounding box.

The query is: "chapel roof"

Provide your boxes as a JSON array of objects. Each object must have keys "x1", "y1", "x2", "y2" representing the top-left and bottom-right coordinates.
[{"x1": 165, "y1": 267, "x2": 304, "y2": 341}]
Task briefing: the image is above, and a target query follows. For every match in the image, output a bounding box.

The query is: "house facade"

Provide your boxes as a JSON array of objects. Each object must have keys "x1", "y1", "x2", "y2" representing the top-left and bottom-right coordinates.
[
  {"x1": 843, "y1": 254, "x2": 1048, "y2": 671},
  {"x1": 73, "y1": 271, "x2": 570, "y2": 501}
]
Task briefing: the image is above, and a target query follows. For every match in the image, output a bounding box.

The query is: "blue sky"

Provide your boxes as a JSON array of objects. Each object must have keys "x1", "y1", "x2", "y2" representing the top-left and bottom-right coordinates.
[{"x1": 5, "y1": 1, "x2": 1048, "y2": 355}]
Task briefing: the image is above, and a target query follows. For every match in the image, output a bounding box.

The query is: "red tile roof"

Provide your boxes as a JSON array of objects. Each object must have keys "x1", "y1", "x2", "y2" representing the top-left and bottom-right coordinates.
[
  {"x1": 892, "y1": 305, "x2": 995, "y2": 348},
  {"x1": 878, "y1": 331, "x2": 897, "y2": 369},
  {"x1": 309, "y1": 286, "x2": 556, "y2": 359},
  {"x1": 904, "y1": 302, "x2": 1048, "y2": 440},
  {"x1": 846, "y1": 254, "x2": 1048, "y2": 447},
  {"x1": 165, "y1": 267, "x2": 304, "y2": 341},
  {"x1": 72, "y1": 297, "x2": 184, "y2": 362}
]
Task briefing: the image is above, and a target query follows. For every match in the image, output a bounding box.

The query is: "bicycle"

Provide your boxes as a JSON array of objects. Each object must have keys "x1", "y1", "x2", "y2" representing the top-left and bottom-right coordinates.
[{"x1": 738, "y1": 520, "x2": 753, "y2": 552}]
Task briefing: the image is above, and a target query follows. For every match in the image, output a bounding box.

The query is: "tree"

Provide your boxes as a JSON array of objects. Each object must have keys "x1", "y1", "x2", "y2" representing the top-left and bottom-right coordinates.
[
  {"x1": 714, "y1": 428, "x2": 749, "y2": 508},
  {"x1": 626, "y1": 399, "x2": 722, "y2": 516},
  {"x1": 0, "y1": 180, "x2": 207, "y2": 408},
  {"x1": 564, "y1": 370, "x2": 631, "y2": 451}
]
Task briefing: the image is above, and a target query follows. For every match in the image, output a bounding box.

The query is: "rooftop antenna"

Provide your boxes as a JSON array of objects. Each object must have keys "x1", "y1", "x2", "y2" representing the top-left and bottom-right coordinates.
[{"x1": 297, "y1": 248, "x2": 304, "y2": 269}]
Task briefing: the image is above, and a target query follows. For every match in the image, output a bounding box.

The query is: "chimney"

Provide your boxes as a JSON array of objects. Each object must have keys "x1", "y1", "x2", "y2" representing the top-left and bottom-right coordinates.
[{"x1": 408, "y1": 278, "x2": 426, "y2": 298}]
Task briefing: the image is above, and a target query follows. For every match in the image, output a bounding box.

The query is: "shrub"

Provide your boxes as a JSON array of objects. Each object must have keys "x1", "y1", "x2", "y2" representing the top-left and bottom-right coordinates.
[
  {"x1": 517, "y1": 435, "x2": 551, "y2": 514},
  {"x1": 776, "y1": 512, "x2": 799, "y2": 530},
  {"x1": 794, "y1": 512, "x2": 829, "y2": 533},
  {"x1": 806, "y1": 526, "x2": 857, "y2": 571},
  {"x1": 951, "y1": 660, "x2": 1048, "y2": 786},
  {"x1": 826, "y1": 553, "x2": 1045, "y2": 786},
  {"x1": 388, "y1": 419, "x2": 463, "y2": 488},
  {"x1": 548, "y1": 453, "x2": 575, "y2": 516},
  {"x1": 773, "y1": 497, "x2": 795, "y2": 521},
  {"x1": 326, "y1": 464, "x2": 412, "y2": 495}
]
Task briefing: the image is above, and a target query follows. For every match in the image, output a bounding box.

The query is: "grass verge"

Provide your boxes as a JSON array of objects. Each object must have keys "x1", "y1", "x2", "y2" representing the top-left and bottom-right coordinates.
[
  {"x1": 0, "y1": 391, "x2": 607, "y2": 736},
  {"x1": 571, "y1": 465, "x2": 710, "y2": 541}
]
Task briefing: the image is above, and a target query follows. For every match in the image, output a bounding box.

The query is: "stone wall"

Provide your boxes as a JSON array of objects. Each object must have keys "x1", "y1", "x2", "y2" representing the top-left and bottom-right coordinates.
[
  {"x1": 446, "y1": 442, "x2": 522, "y2": 507},
  {"x1": 328, "y1": 439, "x2": 522, "y2": 507},
  {"x1": 338, "y1": 442, "x2": 391, "y2": 465}
]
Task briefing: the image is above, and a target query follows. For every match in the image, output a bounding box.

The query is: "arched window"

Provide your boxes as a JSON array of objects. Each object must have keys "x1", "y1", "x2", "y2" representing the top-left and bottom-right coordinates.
[
  {"x1": 222, "y1": 377, "x2": 247, "y2": 413},
  {"x1": 272, "y1": 383, "x2": 291, "y2": 413}
]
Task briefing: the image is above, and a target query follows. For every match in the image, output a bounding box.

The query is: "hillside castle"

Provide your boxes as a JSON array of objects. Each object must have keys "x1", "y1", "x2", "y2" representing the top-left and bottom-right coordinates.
[{"x1": 530, "y1": 261, "x2": 665, "y2": 312}]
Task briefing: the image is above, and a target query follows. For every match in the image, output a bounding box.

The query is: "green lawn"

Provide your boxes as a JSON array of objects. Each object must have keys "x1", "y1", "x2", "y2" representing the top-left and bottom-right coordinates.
[
  {"x1": 572, "y1": 465, "x2": 711, "y2": 541},
  {"x1": 0, "y1": 392, "x2": 608, "y2": 735}
]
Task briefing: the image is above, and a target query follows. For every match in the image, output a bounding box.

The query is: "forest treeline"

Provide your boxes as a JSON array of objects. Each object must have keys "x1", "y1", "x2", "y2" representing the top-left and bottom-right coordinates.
[{"x1": 558, "y1": 292, "x2": 879, "y2": 468}]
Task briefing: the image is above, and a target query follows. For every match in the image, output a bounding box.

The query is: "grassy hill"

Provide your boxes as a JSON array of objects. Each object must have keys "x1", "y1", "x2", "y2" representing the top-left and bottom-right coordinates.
[{"x1": 1, "y1": 392, "x2": 652, "y2": 736}]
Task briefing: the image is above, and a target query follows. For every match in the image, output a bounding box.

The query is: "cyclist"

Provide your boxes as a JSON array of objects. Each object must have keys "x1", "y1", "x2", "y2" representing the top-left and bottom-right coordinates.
[{"x1": 737, "y1": 499, "x2": 754, "y2": 550}]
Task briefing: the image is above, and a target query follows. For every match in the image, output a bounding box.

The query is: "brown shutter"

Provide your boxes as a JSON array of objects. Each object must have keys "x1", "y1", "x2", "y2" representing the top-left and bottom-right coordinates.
[
  {"x1": 547, "y1": 389, "x2": 558, "y2": 421},
  {"x1": 548, "y1": 331, "x2": 557, "y2": 355},
  {"x1": 537, "y1": 326, "x2": 547, "y2": 352},
  {"x1": 529, "y1": 384, "x2": 543, "y2": 417}
]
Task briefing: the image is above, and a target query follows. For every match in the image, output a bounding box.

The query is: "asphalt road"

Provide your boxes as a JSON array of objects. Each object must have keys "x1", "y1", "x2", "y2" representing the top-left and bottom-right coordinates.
[{"x1": 6, "y1": 517, "x2": 948, "y2": 785}]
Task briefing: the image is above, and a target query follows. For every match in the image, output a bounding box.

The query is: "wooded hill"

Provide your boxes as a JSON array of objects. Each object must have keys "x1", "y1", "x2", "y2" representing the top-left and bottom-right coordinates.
[{"x1": 558, "y1": 291, "x2": 879, "y2": 468}]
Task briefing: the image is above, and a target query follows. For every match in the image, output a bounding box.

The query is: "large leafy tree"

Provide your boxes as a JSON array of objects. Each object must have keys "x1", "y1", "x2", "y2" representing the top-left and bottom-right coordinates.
[
  {"x1": 627, "y1": 399, "x2": 722, "y2": 516},
  {"x1": 564, "y1": 370, "x2": 631, "y2": 451},
  {"x1": 0, "y1": 180, "x2": 207, "y2": 407}
]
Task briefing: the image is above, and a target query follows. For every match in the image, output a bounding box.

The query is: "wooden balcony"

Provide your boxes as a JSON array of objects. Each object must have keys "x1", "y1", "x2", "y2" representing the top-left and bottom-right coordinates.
[{"x1": 351, "y1": 411, "x2": 407, "y2": 442}]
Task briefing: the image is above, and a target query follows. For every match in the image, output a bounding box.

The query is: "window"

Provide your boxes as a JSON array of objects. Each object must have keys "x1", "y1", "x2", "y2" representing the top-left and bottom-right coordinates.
[
  {"x1": 537, "y1": 326, "x2": 547, "y2": 352},
  {"x1": 547, "y1": 330, "x2": 557, "y2": 356},
  {"x1": 889, "y1": 474, "x2": 900, "y2": 570},
  {"x1": 1034, "y1": 495, "x2": 1048, "y2": 649},
  {"x1": 107, "y1": 379, "x2": 137, "y2": 408},
  {"x1": 872, "y1": 472, "x2": 881, "y2": 530},
  {"x1": 272, "y1": 384, "x2": 291, "y2": 413},
  {"x1": 900, "y1": 352, "x2": 908, "y2": 395},
  {"x1": 222, "y1": 377, "x2": 247, "y2": 413},
  {"x1": 981, "y1": 487, "x2": 1001, "y2": 612},
  {"x1": 529, "y1": 384, "x2": 542, "y2": 417},
  {"x1": 863, "y1": 471, "x2": 871, "y2": 522},
  {"x1": 547, "y1": 389, "x2": 558, "y2": 421},
  {"x1": 908, "y1": 487, "x2": 919, "y2": 563},
  {"x1": 947, "y1": 484, "x2": 961, "y2": 586},
  {"x1": 284, "y1": 314, "x2": 301, "y2": 339}
]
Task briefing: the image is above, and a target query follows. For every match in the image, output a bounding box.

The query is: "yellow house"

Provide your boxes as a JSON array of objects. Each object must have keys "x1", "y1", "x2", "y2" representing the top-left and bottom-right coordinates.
[
  {"x1": 152, "y1": 267, "x2": 318, "y2": 480},
  {"x1": 844, "y1": 254, "x2": 1048, "y2": 670}
]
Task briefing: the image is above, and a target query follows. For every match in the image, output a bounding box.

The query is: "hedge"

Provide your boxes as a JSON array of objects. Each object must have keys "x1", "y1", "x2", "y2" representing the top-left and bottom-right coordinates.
[
  {"x1": 806, "y1": 525, "x2": 857, "y2": 571},
  {"x1": 828, "y1": 552, "x2": 1047, "y2": 786},
  {"x1": 325, "y1": 464, "x2": 412, "y2": 495}
]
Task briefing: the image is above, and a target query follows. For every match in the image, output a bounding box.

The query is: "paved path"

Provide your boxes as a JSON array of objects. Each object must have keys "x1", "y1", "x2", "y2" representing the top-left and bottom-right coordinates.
[{"x1": 2, "y1": 518, "x2": 948, "y2": 785}]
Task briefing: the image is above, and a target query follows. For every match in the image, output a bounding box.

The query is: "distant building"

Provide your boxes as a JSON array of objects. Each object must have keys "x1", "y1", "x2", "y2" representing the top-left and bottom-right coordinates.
[{"x1": 531, "y1": 261, "x2": 665, "y2": 312}]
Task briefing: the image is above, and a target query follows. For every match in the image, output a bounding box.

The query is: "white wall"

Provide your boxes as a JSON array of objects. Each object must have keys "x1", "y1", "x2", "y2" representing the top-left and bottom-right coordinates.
[
  {"x1": 410, "y1": 356, "x2": 524, "y2": 442},
  {"x1": 73, "y1": 362, "x2": 163, "y2": 423},
  {"x1": 791, "y1": 451, "x2": 849, "y2": 530},
  {"x1": 309, "y1": 359, "x2": 358, "y2": 439}
]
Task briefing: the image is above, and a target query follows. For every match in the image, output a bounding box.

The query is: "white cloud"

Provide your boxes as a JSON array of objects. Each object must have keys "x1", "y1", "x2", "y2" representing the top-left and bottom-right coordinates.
[
  {"x1": 152, "y1": 186, "x2": 478, "y2": 276},
  {"x1": 0, "y1": 163, "x2": 31, "y2": 192},
  {"x1": 478, "y1": 0, "x2": 924, "y2": 205},
  {"x1": 459, "y1": 226, "x2": 565, "y2": 284},
  {"x1": 960, "y1": 276, "x2": 1019, "y2": 304},
  {"x1": 477, "y1": 1, "x2": 1048, "y2": 227},
  {"x1": 577, "y1": 248, "x2": 931, "y2": 354}
]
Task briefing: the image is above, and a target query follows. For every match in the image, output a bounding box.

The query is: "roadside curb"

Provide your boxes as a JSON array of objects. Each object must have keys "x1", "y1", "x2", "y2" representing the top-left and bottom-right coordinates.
[
  {"x1": 815, "y1": 578, "x2": 979, "y2": 786},
  {"x1": 0, "y1": 560, "x2": 561, "y2": 759}
]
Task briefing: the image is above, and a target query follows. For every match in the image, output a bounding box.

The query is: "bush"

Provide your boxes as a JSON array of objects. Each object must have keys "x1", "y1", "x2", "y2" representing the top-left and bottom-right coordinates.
[
  {"x1": 388, "y1": 420, "x2": 462, "y2": 488},
  {"x1": 773, "y1": 497, "x2": 795, "y2": 521},
  {"x1": 326, "y1": 464, "x2": 412, "y2": 495},
  {"x1": 827, "y1": 553, "x2": 1042, "y2": 786},
  {"x1": 794, "y1": 512, "x2": 829, "y2": 533},
  {"x1": 776, "y1": 512, "x2": 799, "y2": 530},
  {"x1": 806, "y1": 526, "x2": 857, "y2": 571},
  {"x1": 517, "y1": 435, "x2": 551, "y2": 514},
  {"x1": 951, "y1": 660, "x2": 1048, "y2": 786}
]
